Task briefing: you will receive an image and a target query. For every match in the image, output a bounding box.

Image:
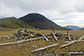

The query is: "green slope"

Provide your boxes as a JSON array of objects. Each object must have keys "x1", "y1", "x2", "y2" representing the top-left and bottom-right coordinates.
[{"x1": 0, "y1": 17, "x2": 34, "y2": 29}]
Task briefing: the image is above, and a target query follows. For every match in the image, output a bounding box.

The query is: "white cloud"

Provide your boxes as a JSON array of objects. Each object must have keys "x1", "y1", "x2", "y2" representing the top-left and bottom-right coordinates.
[{"x1": 0, "y1": 0, "x2": 84, "y2": 27}]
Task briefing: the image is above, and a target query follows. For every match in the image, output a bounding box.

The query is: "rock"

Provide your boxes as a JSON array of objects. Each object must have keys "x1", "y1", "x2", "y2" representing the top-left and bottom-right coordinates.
[
  {"x1": 18, "y1": 43, "x2": 23, "y2": 48},
  {"x1": 22, "y1": 52, "x2": 26, "y2": 55}
]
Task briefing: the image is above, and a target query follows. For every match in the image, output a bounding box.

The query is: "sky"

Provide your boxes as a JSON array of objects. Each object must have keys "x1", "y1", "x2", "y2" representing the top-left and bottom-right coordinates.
[{"x1": 0, "y1": 0, "x2": 84, "y2": 27}]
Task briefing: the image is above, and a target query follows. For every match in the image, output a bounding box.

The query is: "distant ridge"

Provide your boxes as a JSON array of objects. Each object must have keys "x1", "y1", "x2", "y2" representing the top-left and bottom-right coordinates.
[
  {"x1": 81, "y1": 28, "x2": 84, "y2": 30},
  {"x1": 68, "y1": 26, "x2": 80, "y2": 30},
  {"x1": 19, "y1": 13, "x2": 67, "y2": 30}
]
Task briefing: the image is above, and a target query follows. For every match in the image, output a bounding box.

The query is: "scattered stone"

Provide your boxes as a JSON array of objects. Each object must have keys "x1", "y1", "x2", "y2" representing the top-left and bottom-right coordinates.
[
  {"x1": 22, "y1": 52, "x2": 26, "y2": 55},
  {"x1": 17, "y1": 43, "x2": 23, "y2": 48}
]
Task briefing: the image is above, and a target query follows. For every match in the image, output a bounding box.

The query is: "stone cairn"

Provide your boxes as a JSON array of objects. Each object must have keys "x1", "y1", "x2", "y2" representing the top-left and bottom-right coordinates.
[
  {"x1": 0, "y1": 29, "x2": 73, "y2": 41},
  {"x1": 13, "y1": 29, "x2": 28, "y2": 40}
]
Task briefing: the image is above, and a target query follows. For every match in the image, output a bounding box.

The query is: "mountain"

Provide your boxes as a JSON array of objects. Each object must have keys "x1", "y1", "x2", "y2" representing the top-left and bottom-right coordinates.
[
  {"x1": 0, "y1": 17, "x2": 33, "y2": 29},
  {"x1": 68, "y1": 26, "x2": 80, "y2": 30},
  {"x1": 19, "y1": 13, "x2": 67, "y2": 30},
  {"x1": 81, "y1": 28, "x2": 84, "y2": 30}
]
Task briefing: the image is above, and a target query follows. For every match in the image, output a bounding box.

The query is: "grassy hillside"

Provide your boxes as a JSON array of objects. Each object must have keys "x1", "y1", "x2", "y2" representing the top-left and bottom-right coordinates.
[{"x1": 0, "y1": 17, "x2": 34, "y2": 29}]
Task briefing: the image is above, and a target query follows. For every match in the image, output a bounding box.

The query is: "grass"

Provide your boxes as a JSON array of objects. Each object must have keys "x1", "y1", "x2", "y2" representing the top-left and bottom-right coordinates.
[
  {"x1": 0, "y1": 28, "x2": 18, "y2": 36},
  {"x1": 0, "y1": 17, "x2": 34, "y2": 29},
  {"x1": 0, "y1": 29, "x2": 84, "y2": 56}
]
